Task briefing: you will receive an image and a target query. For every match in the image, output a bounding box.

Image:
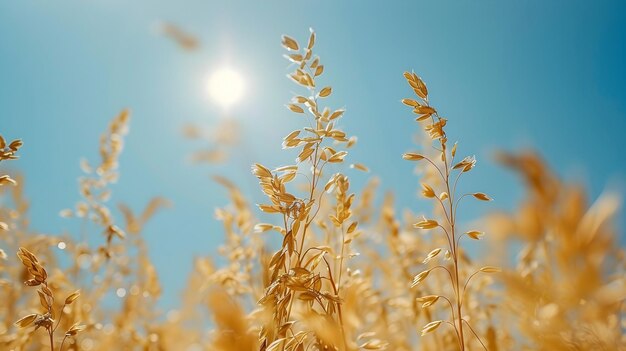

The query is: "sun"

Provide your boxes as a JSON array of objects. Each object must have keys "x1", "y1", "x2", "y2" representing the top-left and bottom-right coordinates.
[{"x1": 207, "y1": 67, "x2": 245, "y2": 109}]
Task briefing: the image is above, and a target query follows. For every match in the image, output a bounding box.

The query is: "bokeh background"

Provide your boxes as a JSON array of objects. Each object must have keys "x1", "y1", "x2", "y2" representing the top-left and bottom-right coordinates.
[{"x1": 1, "y1": 0, "x2": 625, "y2": 308}]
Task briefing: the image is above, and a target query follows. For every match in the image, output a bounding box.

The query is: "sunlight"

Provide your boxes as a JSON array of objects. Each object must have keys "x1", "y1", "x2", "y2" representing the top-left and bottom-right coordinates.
[{"x1": 207, "y1": 67, "x2": 245, "y2": 109}]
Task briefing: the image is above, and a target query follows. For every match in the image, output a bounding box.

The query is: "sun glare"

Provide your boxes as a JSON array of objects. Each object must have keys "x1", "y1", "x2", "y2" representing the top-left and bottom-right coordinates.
[{"x1": 207, "y1": 67, "x2": 245, "y2": 109}]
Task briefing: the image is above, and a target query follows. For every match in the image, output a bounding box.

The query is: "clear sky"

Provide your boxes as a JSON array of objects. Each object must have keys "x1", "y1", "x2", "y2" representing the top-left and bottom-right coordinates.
[{"x1": 1, "y1": 0, "x2": 625, "y2": 308}]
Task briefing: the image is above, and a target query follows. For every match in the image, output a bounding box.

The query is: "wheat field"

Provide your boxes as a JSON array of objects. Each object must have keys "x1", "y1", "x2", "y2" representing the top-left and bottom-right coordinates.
[{"x1": 1, "y1": 20, "x2": 625, "y2": 351}]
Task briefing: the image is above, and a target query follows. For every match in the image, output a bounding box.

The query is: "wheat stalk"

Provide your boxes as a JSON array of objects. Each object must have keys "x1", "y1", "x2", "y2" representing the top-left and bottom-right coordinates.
[{"x1": 401, "y1": 72, "x2": 499, "y2": 350}]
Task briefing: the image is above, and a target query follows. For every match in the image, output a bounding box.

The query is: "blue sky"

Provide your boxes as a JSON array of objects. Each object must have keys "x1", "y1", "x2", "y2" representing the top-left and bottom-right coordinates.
[{"x1": 1, "y1": 0, "x2": 625, "y2": 308}]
